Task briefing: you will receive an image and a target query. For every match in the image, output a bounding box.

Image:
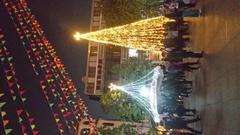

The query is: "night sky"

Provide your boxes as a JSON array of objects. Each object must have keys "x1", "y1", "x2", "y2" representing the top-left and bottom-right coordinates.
[
  {"x1": 0, "y1": 1, "x2": 112, "y2": 134},
  {"x1": 27, "y1": 0, "x2": 112, "y2": 119}
]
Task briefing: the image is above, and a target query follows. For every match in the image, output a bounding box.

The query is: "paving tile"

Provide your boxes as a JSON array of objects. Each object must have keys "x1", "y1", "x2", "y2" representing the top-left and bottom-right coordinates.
[{"x1": 186, "y1": 0, "x2": 240, "y2": 134}]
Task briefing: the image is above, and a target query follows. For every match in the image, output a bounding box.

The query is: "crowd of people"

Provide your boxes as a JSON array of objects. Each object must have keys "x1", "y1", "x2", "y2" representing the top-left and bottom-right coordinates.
[{"x1": 156, "y1": 0, "x2": 203, "y2": 135}]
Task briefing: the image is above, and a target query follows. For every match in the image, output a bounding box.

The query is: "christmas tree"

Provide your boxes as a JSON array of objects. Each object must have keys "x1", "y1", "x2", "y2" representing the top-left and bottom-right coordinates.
[{"x1": 74, "y1": 16, "x2": 174, "y2": 52}]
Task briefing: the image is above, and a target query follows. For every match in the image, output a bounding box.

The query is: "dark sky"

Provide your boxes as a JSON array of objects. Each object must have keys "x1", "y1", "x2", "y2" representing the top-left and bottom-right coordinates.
[{"x1": 27, "y1": 0, "x2": 112, "y2": 119}]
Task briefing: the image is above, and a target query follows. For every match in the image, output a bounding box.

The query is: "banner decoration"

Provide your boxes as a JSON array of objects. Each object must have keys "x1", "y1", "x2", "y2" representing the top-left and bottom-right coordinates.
[
  {"x1": 0, "y1": 29, "x2": 39, "y2": 134},
  {"x1": 3, "y1": 0, "x2": 97, "y2": 134},
  {"x1": 5, "y1": 1, "x2": 76, "y2": 134}
]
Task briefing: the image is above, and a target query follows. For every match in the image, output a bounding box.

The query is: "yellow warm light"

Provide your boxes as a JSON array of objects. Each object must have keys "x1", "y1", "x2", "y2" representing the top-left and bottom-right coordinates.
[
  {"x1": 156, "y1": 125, "x2": 167, "y2": 135},
  {"x1": 75, "y1": 16, "x2": 174, "y2": 52},
  {"x1": 108, "y1": 83, "x2": 118, "y2": 91},
  {"x1": 73, "y1": 32, "x2": 82, "y2": 41}
]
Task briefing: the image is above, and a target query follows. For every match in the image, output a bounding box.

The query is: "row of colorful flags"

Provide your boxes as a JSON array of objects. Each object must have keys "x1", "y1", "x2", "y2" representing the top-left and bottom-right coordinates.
[
  {"x1": 1, "y1": 0, "x2": 97, "y2": 134},
  {"x1": 0, "y1": 28, "x2": 39, "y2": 134}
]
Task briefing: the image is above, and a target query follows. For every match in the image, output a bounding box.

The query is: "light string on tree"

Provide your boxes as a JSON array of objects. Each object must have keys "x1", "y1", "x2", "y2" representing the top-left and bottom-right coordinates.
[
  {"x1": 74, "y1": 16, "x2": 175, "y2": 52},
  {"x1": 109, "y1": 67, "x2": 164, "y2": 123},
  {"x1": 0, "y1": 29, "x2": 39, "y2": 134}
]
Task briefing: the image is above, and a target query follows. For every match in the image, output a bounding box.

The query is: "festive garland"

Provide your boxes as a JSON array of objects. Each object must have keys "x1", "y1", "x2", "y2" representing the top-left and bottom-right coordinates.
[
  {"x1": 2, "y1": 0, "x2": 97, "y2": 134},
  {"x1": 0, "y1": 29, "x2": 39, "y2": 134}
]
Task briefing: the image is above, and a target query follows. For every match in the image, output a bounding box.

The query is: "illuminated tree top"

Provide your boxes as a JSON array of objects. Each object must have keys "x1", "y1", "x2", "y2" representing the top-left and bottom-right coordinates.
[
  {"x1": 109, "y1": 66, "x2": 164, "y2": 123},
  {"x1": 74, "y1": 16, "x2": 174, "y2": 52}
]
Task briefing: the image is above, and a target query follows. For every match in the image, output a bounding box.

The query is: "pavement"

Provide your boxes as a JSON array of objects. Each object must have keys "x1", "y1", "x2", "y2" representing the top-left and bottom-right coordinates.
[{"x1": 184, "y1": 0, "x2": 240, "y2": 135}]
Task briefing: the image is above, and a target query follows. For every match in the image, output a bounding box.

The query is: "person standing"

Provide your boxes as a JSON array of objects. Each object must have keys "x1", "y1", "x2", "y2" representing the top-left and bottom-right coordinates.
[{"x1": 161, "y1": 116, "x2": 202, "y2": 134}]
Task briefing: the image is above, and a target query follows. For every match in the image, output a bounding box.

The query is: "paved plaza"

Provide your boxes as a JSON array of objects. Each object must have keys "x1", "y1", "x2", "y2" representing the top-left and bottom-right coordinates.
[{"x1": 186, "y1": 0, "x2": 240, "y2": 134}]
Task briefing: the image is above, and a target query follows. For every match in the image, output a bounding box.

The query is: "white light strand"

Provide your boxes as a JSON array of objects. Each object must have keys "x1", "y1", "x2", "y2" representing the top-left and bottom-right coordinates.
[{"x1": 109, "y1": 67, "x2": 164, "y2": 123}]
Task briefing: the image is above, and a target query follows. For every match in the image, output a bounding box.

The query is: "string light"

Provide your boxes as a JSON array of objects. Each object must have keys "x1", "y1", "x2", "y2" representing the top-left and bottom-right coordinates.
[
  {"x1": 109, "y1": 67, "x2": 164, "y2": 123},
  {"x1": 74, "y1": 16, "x2": 174, "y2": 52}
]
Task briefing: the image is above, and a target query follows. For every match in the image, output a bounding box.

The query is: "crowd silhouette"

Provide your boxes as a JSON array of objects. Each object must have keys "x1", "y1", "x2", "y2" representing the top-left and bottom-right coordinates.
[{"x1": 156, "y1": 0, "x2": 203, "y2": 134}]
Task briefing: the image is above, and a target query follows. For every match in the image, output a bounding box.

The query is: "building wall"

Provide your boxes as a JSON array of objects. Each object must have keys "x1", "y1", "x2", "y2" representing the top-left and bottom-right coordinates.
[
  {"x1": 84, "y1": 0, "x2": 105, "y2": 96},
  {"x1": 84, "y1": 0, "x2": 128, "y2": 97},
  {"x1": 78, "y1": 118, "x2": 151, "y2": 135}
]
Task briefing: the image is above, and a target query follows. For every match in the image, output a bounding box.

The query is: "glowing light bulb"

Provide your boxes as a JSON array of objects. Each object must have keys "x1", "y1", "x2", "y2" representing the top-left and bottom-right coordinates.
[
  {"x1": 73, "y1": 32, "x2": 82, "y2": 41},
  {"x1": 109, "y1": 83, "x2": 123, "y2": 91}
]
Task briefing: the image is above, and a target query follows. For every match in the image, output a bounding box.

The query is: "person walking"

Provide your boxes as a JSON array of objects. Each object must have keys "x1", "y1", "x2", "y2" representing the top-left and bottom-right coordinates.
[{"x1": 161, "y1": 116, "x2": 202, "y2": 134}]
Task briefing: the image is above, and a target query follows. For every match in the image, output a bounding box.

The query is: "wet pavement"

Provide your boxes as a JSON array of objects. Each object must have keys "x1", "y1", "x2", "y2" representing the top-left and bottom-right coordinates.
[{"x1": 185, "y1": 0, "x2": 240, "y2": 135}]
